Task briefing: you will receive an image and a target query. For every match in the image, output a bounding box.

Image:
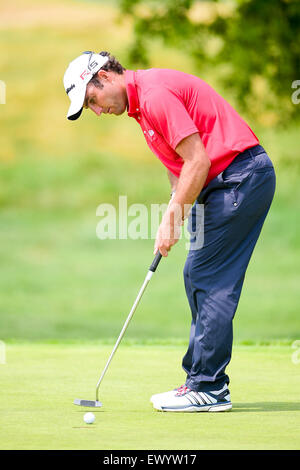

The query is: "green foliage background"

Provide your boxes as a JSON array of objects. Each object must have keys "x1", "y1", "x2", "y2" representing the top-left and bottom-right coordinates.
[{"x1": 120, "y1": 0, "x2": 300, "y2": 124}]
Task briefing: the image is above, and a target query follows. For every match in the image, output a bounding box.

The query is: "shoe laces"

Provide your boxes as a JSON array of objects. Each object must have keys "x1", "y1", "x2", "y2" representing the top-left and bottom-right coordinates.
[
  {"x1": 173, "y1": 384, "x2": 185, "y2": 393},
  {"x1": 175, "y1": 385, "x2": 191, "y2": 396}
]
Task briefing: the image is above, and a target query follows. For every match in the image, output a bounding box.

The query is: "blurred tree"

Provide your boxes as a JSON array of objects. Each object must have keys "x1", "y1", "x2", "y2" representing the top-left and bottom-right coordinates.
[{"x1": 119, "y1": 0, "x2": 300, "y2": 123}]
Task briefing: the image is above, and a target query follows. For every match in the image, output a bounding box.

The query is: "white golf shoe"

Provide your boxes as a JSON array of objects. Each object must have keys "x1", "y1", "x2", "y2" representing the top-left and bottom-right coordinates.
[{"x1": 152, "y1": 384, "x2": 232, "y2": 412}]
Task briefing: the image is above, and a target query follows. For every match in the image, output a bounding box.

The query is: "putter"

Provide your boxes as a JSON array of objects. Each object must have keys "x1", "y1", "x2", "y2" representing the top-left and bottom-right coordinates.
[{"x1": 74, "y1": 251, "x2": 162, "y2": 407}]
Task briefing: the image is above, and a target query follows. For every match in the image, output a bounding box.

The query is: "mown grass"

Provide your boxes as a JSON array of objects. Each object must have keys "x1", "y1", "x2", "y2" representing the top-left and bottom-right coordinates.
[{"x1": 0, "y1": 343, "x2": 299, "y2": 450}]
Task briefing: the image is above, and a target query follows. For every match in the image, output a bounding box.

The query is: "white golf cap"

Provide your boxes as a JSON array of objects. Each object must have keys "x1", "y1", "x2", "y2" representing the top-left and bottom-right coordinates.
[{"x1": 63, "y1": 51, "x2": 109, "y2": 120}]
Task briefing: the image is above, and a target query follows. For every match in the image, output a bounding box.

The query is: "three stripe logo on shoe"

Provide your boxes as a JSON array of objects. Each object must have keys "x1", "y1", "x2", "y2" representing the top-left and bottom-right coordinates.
[
  {"x1": 174, "y1": 386, "x2": 230, "y2": 408},
  {"x1": 188, "y1": 391, "x2": 214, "y2": 406},
  {"x1": 200, "y1": 392, "x2": 214, "y2": 404},
  {"x1": 175, "y1": 388, "x2": 219, "y2": 406}
]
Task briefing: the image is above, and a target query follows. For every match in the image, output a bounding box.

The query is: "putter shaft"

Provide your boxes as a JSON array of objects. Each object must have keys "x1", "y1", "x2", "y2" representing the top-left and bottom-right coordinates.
[{"x1": 95, "y1": 252, "x2": 162, "y2": 402}]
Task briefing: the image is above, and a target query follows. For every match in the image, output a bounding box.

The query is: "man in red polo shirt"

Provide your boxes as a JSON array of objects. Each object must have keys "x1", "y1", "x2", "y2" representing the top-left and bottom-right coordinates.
[{"x1": 64, "y1": 51, "x2": 276, "y2": 412}]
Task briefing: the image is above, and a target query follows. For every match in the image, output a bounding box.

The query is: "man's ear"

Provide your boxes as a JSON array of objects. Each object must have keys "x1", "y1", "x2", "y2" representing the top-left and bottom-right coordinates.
[{"x1": 97, "y1": 70, "x2": 110, "y2": 82}]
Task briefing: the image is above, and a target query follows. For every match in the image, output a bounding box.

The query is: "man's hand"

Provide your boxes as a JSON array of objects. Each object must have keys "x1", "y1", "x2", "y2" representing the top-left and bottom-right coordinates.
[{"x1": 154, "y1": 208, "x2": 182, "y2": 257}]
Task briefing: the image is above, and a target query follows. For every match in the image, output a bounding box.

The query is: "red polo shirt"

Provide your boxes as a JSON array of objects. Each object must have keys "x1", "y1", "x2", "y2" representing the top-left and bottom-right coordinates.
[{"x1": 125, "y1": 69, "x2": 259, "y2": 186}]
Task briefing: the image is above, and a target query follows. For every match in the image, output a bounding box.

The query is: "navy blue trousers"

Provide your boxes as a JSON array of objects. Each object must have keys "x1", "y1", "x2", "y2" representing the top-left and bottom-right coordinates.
[{"x1": 183, "y1": 145, "x2": 276, "y2": 392}]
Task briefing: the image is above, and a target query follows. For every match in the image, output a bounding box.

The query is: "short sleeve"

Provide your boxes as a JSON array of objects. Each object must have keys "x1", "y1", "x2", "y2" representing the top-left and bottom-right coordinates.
[{"x1": 143, "y1": 88, "x2": 199, "y2": 150}]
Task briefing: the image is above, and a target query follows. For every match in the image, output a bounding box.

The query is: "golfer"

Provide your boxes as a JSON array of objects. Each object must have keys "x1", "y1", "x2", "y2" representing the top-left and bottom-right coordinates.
[{"x1": 63, "y1": 51, "x2": 276, "y2": 412}]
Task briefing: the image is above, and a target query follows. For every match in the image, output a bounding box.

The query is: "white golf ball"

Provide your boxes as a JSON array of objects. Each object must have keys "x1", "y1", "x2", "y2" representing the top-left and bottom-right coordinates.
[{"x1": 83, "y1": 412, "x2": 95, "y2": 424}]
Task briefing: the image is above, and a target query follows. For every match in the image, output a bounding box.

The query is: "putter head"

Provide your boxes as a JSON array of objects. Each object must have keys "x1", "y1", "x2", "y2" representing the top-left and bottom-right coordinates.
[{"x1": 74, "y1": 398, "x2": 103, "y2": 407}]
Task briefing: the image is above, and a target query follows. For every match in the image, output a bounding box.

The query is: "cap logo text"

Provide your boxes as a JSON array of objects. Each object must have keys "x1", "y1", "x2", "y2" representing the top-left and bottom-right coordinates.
[
  {"x1": 66, "y1": 84, "x2": 75, "y2": 95},
  {"x1": 80, "y1": 70, "x2": 92, "y2": 80},
  {"x1": 88, "y1": 60, "x2": 98, "y2": 71}
]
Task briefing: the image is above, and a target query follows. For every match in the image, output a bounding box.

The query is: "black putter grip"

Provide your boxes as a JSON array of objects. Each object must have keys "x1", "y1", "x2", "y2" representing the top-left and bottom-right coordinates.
[{"x1": 149, "y1": 252, "x2": 162, "y2": 272}]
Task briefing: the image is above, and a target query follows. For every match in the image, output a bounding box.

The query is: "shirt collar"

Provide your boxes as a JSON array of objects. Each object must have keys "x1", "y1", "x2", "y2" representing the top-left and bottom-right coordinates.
[{"x1": 125, "y1": 70, "x2": 140, "y2": 117}]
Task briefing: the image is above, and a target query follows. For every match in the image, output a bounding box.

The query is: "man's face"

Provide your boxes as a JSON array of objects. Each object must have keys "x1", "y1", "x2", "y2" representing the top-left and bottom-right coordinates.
[{"x1": 84, "y1": 71, "x2": 128, "y2": 117}]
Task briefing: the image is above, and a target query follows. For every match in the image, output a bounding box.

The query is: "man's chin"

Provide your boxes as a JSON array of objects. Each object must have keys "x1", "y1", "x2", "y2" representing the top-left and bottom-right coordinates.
[{"x1": 114, "y1": 108, "x2": 126, "y2": 116}]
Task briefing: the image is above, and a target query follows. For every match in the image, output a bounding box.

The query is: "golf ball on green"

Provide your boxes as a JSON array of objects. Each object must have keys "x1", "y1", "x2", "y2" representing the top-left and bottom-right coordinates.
[{"x1": 83, "y1": 412, "x2": 95, "y2": 424}]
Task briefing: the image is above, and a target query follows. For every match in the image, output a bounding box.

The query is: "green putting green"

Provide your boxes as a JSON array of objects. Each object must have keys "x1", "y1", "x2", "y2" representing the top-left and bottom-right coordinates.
[{"x1": 0, "y1": 343, "x2": 299, "y2": 450}]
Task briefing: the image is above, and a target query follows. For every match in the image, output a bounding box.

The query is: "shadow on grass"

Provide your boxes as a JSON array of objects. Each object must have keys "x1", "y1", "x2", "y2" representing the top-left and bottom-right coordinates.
[{"x1": 233, "y1": 402, "x2": 300, "y2": 412}]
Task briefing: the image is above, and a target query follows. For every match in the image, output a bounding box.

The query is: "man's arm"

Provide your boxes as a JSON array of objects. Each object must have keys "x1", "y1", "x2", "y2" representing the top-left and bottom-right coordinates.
[
  {"x1": 167, "y1": 170, "x2": 179, "y2": 195},
  {"x1": 171, "y1": 132, "x2": 211, "y2": 215},
  {"x1": 154, "y1": 133, "x2": 211, "y2": 257}
]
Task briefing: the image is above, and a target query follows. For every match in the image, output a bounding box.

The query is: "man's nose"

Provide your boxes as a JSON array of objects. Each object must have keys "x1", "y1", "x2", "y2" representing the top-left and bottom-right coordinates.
[{"x1": 89, "y1": 104, "x2": 103, "y2": 116}]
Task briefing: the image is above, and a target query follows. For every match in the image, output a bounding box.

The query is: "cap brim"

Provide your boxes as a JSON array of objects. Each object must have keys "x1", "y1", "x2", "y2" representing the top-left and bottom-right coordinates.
[
  {"x1": 67, "y1": 107, "x2": 83, "y2": 121},
  {"x1": 67, "y1": 86, "x2": 86, "y2": 121}
]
